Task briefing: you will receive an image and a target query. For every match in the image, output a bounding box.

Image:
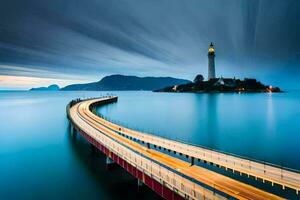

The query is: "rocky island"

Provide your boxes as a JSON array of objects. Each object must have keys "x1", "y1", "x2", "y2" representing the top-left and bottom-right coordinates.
[
  {"x1": 156, "y1": 43, "x2": 281, "y2": 93},
  {"x1": 155, "y1": 75, "x2": 281, "y2": 93}
]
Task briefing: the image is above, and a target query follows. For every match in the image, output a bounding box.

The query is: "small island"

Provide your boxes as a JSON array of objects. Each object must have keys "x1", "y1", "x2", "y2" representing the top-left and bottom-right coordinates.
[
  {"x1": 155, "y1": 43, "x2": 281, "y2": 93},
  {"x1": 155, "y1": 75, "x2": 281, "y2": 93},
  {"x1": 30, "y1": 84, "x2": 60, "y2": 91}
]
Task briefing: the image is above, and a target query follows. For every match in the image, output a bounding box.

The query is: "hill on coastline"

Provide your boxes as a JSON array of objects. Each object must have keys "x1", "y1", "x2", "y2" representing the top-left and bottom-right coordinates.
[
  {"x1": 61, "y1": 74, "x2": 191, "y2": 91},
  {"x1": 30, "y1": 84, "x2": 60, "y2": 91}
]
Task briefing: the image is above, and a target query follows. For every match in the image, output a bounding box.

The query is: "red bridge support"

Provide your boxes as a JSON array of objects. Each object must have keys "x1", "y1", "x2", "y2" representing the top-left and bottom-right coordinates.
[{"x1": 72, "y1": 123, "x2": 184, "y2": 200}]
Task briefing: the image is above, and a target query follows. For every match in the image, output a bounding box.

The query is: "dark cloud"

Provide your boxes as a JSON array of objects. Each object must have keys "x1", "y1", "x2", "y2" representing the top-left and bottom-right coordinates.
[{"x1": 0, "y1": 0, "x2": 299, "y2": 88}]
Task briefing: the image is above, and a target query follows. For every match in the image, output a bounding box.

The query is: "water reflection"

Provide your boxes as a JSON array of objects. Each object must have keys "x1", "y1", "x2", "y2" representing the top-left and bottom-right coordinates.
[
  {"x1": 204, "y1": 94, "x2": 219, "y2": 148},
  {"x1": 0, "y1": 91, "x2": 162, "y2": 199},
  {"x1": 266, "y1": 93, "x2": 275, "y2": 133},
  {"x1": 97, "y1": 91, "x2": 300, "y2": 171},
  {"x1": 1, "y1": 90, "x2": 299, "y2": 199},
  {"x1": 66, "y1": 123, "x2": 162, "y2": 200}
]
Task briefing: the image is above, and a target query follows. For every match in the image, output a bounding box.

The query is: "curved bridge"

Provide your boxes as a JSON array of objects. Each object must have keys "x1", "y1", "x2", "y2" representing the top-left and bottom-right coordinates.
[{"x1": 67, "y1": 96, "x2": 300, "y2": 200}]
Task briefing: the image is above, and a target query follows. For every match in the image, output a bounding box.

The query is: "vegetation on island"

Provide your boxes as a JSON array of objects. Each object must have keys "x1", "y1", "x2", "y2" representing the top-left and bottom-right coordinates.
[{"x1": 155, "y1": 74, "x2": 281, "y2": 93}]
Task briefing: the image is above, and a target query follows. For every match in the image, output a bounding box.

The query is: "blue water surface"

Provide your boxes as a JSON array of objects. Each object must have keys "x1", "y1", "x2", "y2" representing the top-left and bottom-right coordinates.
[
  {"x1": 97, "y1": 91, "x2": 300, "y2": 171},
  {"x1": 0, "y1": 91, "x2": 160, "y2": 200},
  {"x1": 0, "y1": 90, "x2": 299, "y2": 199}
]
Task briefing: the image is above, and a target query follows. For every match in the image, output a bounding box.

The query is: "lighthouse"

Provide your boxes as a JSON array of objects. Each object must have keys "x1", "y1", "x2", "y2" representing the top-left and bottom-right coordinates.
[{"x1": 208, "y1": 42, "x2": 216, "y2": 80}]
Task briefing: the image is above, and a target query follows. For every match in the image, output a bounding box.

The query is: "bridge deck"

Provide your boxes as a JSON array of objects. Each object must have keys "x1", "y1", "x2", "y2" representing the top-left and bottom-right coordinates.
[
  {"x1": 68, "y1": 97, "x2": 288, "y2": 199},
  {"x1": 87, "y1": 98, "x2": 300, "y2": 193}
]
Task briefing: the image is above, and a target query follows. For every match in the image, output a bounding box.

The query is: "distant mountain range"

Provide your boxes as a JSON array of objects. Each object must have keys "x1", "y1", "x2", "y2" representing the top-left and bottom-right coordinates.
[
  {"x1": 30, "y1": 75, "x2": 191, "y2": 91},
  {"x1": 30, "y1": 84, "x2": 60, "y2": 91},
  {"x1": 62, "y1": 75, "x2": 190, "y2": 91}
]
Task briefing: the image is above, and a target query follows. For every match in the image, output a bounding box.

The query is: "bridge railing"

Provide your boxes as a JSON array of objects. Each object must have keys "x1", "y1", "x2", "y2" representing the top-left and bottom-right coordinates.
[
  {"x1": 87, "y1": 98, "x2": 300, "y2": 193},
  {"x1": 71, "y1": 106, "x2": 228, "y2": 200}
]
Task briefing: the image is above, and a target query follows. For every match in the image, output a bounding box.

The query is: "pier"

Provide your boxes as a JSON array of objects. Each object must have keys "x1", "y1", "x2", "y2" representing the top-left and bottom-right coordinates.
[{"x1": 67, "y1": 96, "x2": 300, "y2": 199}]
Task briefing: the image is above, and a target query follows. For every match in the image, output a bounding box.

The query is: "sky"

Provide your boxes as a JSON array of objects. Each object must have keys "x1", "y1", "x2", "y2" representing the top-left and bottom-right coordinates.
[{"x1": 0, "y1": 0, "x2": 299, "y2": 90}]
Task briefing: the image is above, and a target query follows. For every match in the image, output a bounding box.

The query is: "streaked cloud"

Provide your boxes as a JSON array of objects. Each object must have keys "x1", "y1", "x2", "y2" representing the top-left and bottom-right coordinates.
[
  {"x1": 0, "y1": 75, "x2": 88, "y2": 90},
  {"x1": 0, "y1": 0, "x2": 299, "y2": 89}
]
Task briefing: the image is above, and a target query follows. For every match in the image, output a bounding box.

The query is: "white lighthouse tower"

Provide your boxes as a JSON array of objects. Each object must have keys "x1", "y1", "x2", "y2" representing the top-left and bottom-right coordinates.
[{"x1": 208, "y1": 42, "x2": 216, "y2": 80}]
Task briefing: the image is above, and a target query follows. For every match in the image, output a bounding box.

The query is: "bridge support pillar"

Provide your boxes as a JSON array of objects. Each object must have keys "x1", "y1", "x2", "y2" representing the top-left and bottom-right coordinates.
[
  {"x1": 191, "y1": 157, "x2": 195, "y2": 166},
  {"x1": 137, "y1": 179, "x2": 144, "y2": 191},
  {"x1": 70, "y1": 124, "x2": 73, "y2": 134},
  {"x1": 106, "y1": 156, "x2": 115, "y2": 165},
  {"x1": 90, "y1": 144, "x2": 96, "y2": 154},
  {"x1": 91, "y1": 106, "x2": 96, "y2": 114},
  {"x1": 70, "y1": 124, "x2": 76, "y2": 138},
  {"x1": 137, "y1": 179, "x2": 144, "y2": 188}
]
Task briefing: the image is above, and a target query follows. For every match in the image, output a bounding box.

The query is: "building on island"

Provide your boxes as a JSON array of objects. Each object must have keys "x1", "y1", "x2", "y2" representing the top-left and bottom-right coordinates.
[
  {"x1": 155, "y1": 42, "x2": 281, "y2": 93},
  {"x1": 208, "y1": 42, "x2": 216, "y2": 80}
]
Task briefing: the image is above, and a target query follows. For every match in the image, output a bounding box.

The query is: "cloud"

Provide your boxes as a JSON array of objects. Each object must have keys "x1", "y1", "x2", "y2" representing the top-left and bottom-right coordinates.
[
  {"x1": 0, "y1": 0, "x2": 299, "y2": 88},
  {"x1": 0, "y1": 75, "x2": 88, "y2": 90}
]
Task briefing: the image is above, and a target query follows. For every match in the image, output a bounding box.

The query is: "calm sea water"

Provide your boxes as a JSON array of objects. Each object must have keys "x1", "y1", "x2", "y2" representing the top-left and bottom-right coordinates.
[
  {"x1": 0, "y1": 90, "x2": 299, "y2": 199},
  {"x1": 0, "y1": 91, "x2": 160, "y2": 200},
  {"x1": 97, "y1": 91, "x2": 300, "y2": 171}
]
